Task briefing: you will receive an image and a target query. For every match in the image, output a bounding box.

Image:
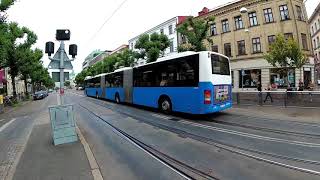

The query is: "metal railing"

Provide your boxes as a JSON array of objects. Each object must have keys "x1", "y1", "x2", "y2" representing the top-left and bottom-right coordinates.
[{"x1": 232, "y1": 90, "x2": 320, "y2": 108}]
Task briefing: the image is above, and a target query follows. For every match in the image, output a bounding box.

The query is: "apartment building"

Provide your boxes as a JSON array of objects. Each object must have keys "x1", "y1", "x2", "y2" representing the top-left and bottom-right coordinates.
[
  {"x1": 309, "y1": 2, "x2": 320, "y2": 85},
  {"x1": 82, "y1": 50, "x2": 112, "y2": 70},
  {"x1": 129, "y1": 16, "x2": 189, "y2": 65},
  {"x1": 179, "y1": 0, "x2": 314, "y2": 90}
]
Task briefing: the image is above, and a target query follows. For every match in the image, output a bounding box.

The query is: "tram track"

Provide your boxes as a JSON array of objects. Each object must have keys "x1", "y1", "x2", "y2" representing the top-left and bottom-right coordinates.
[
  {"x1": 78, "y1": 104, "x2": 219, "y2": 180},
  {"x1": 208, "y1": 119, "x2": 320, "y2": 139},
  {"x1": 77, "y1": 97, "x2": 320, "y2": 176}
]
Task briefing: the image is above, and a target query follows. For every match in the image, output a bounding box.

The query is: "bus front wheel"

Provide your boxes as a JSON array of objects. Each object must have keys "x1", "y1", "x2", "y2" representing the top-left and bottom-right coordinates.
[{"x1": 159, "y1": 97, "x2": 172, "y2": 114}]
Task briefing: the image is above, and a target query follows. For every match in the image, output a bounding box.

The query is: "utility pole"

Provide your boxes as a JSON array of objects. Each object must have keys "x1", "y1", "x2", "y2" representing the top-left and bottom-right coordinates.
[
  {"x1": 59, "y1": 41, "x2": 65, "y2": 104},
  {"x1": 45, "y1": 29, "x2": 78, "y2": 145},
  {"x1": 46, "y1": 29, "x2": 77, "y2": 105}
]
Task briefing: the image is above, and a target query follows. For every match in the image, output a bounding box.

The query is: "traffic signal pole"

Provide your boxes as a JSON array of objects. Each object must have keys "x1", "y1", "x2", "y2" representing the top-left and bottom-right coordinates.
[{"x1": 59, "y1": 41, "x2": 65, "y2": 105}]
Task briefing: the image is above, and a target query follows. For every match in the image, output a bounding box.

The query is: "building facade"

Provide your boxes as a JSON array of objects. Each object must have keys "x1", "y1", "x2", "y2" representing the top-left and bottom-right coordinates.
[
  {"x1": 109, "y1": 44, "x2": 128, "y2": 56},
  {"x1": 82, "y1": 50, "x2": 111, "y2": 70},
  {"x1": 129, "y1": 16, "x2": 189, "y2": 65},
  {"x1": 309, "y1": 2, "x2": 320, "y2": 85},
  {"x1": 0, "y1": 68, "x2": 25, "y2": 96},
  {"x1": 179, "y1": 0, "x2": 314, "y2": 91}
]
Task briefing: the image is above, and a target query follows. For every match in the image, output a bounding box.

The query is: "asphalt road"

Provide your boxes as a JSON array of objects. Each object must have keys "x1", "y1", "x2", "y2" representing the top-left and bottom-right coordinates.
[{"x1": 65, "y1": 90, "x2": 320, "y2": 180}]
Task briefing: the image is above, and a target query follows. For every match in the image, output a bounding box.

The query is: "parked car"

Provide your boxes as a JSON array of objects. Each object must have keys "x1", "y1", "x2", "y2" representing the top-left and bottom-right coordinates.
[{"x1": 33, "y1": 91, "x2": 46, "y2": 100}]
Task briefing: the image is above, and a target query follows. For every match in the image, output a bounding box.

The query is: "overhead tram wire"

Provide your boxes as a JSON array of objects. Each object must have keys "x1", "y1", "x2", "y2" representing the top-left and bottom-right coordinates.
[{"x1": 87, "y1": 0, "x2": 129, "y2": 44}]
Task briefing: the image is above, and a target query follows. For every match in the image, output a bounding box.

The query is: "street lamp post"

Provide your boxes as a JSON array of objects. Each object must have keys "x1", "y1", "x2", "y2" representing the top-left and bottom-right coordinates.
[{"x1": 240, "y1": 7, "x2": 249, "y2": 92}]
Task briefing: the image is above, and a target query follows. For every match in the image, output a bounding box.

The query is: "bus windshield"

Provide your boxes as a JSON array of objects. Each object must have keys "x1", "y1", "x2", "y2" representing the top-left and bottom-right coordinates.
[{"x1": 211, "y1": 54, "x2": 230, "y2": 75}]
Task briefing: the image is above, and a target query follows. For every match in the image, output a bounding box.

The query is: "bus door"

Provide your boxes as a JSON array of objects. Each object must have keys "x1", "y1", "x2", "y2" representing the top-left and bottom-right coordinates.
[
  {"x1": 123, "y1": 69, "x2": 133, "y2": 103},
  {"x1": 101, "y1": 75, "x2": 106, "y2": 98}
]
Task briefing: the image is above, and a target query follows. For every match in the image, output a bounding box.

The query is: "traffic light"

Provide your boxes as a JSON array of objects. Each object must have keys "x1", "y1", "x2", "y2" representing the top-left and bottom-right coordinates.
[
  {"x1": 45, "y1": 41, "x2": 54, "y2": 56},
  {"x1": 69, "y1": 44, "x2": 77, "y2": 58},
  {"x1": 56, "y1": 29, "x2": 70, "y2": 40}
]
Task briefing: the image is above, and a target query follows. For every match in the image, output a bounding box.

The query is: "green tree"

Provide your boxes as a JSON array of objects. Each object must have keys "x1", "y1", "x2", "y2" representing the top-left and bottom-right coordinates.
[
  {"x1": 64, "y1": 80, "x2": 71, "y2": 88},
  {"x1": 176, "y1": 16, "x2": 215, "y2": 52},
  {"x1": 115, "y1": 49, "x2": 136, "y2": 68},
  {"x1": 264, "y1": 34, "x2": 307, "y2": 87},
  {"x1": 134, "y1": 33, "x2": 170, "y2": 63},
  {"x1": 19, "y1": 48, "x2": 43, "y2": 95},
  {"x1": 0, "y1": 0, "x2": 16, "y2": 23},
  {"x1": 75, "y1": 70, "x2": 88, "y2": 87},
  {"x1": 2, "y1": 23, "x2": 38, "y2": 98}
]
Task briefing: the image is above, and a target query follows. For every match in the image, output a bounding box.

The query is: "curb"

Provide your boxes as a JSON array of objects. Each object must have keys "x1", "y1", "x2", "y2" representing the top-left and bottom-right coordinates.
[{"x1": 76, "y1": 126, "x2": 104, "y2": 180}]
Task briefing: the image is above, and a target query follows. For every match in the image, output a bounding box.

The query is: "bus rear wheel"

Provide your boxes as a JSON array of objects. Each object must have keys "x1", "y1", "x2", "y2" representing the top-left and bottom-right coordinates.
[
  {"x1": 159, "y1": 97, "x2": 172, "y2": 114},
  {"x1": 115, "y1": 94, "x2": 120, "y2": 103}
]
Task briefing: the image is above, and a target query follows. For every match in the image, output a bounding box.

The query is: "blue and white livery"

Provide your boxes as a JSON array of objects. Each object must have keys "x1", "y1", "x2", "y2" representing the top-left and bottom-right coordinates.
[{"x1": 84, "y1": 51, "x2": 232, "y2": 114}]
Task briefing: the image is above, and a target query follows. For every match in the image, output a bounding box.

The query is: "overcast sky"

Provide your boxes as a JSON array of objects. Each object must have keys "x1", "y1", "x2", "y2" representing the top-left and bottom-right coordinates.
[{"x1": 7, "y1": 0, "x2": 319, "y2": 73}]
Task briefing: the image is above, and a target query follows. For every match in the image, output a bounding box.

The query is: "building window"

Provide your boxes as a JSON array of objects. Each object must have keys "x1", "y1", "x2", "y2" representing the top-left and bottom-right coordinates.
[
  {"x1": 315, "y1": 22, "x2": 318, "y2": 31},
  {"x1": 169, "y1": 40, "x2": 174, "y2": 52},
  {"x1": 312, "y1": 26, "x2": 314, "y2": 35},
  {"x1": 234, "y1": 16, "x2": 244, "y2": 30},
  {"x1": 279, "y1": 5, "x2": 289, "y2": 21},
  {"x1": 313, "y1": 39, "x2": 316, "y2": 49},
  {"x1": 169, "y1": 25, "x2": 173, "y2": 35},
  {"x1": 268, "y1": 35, "x2": 276, "y2": 45},
  {"x1": 252, "y1": 37, "x2": 261, "y2": 53},
  {"x1": 222, "y1": 19, "x2": 230, "y2": 33},
  {"x1": 248, "y1": 12, "x2": 258, "y2": 26},
  {"x1": 237, "y1": 40, "x2": 246, "y2": 55},
  {"x1": 210, "y1": 23, "x2": 218, "y2": 36},
  {"x1": 284, "y1": 33, "x2": 293, "y2": 41},
  {"x1": 239, "y1": 69, "x2": 261, "y2": 88},
  {"x1": 270, "y1": 68, "x2": 295, "y2": 88},
  {"x1": 224, "y1": 43, "x2": 232, "y2": 57},
  {"x1": 160, "y1": 29, "x2": 164, "y2": 34},
  {"x1": 301, "y1": 33, "x2": 308, "y2": 50},
  {"x1": 212, "y1": 45, "x2": 218, "y2": 53},
  {"x1": 296, "y1": 5, "x2": 304, "y2": 21},
  {"x1": 263, "y1": 8, "x2": 274, "y2": 23},
  {"x1": 317, "y1": 36, "x2": 320, "y2": 48},
  {"x1": 130, "y1": 43, "x2": 134, "y2": 49}
]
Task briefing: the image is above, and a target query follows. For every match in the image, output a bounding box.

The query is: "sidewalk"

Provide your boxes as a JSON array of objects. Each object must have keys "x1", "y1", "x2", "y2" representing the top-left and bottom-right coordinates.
[
  {"x1": 11, "y1": 102, "x2": 94, "y2": 180},
  {"x1": 228, "y1": 105, "x2": 320, "y2": 123}
]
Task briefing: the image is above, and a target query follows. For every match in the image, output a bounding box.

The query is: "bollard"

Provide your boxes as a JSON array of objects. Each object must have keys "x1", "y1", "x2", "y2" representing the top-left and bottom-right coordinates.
[
  {"x1": 0, "y1": 95, "x2": 3, "y2": 113},
  {"x1": 236, "y1": 92, "x2": 240, "y2": 105}
]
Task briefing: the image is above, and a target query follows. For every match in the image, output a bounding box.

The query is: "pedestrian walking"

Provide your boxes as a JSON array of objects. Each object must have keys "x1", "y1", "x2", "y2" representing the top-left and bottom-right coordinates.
[
  {"x1": 264, "y1": 83, "x2": 273, "y2": 103},
  {"x1": 257, "y1": 81, "x2": 262, "y2": 105},
  {"x1": 298, "y1": 79, "x2": 304, "y2": 91}
]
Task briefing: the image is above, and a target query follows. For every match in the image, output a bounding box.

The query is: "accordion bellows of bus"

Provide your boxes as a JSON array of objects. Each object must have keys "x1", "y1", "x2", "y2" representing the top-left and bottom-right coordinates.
[{"x1": 85, "y1": 51, "x2": 232, "y2": 114}]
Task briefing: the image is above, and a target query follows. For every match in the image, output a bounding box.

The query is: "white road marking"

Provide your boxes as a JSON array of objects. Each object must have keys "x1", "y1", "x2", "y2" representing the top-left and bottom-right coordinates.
[
  {"x1": 151, "y1": 114, "x2": 171, "y2": 120},
  {"x1": 68, "y1": 92, "x2": 85, "y2": 97},
  {"x1": 76, "y1": 126, "x2": 104, "y2": 180},
  {"x1": 0, "y1": 118, "x2": 16, "y2": 133},
  {"x1": 179, "y1": 120, "x2": 320, "y2": 148}
]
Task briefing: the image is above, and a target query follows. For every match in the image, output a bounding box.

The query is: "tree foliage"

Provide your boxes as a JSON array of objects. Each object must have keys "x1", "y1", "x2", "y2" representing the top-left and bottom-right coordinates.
[
  {"x1": 0, "y1": 0, "x2": 16, "y2": 23},
  {"x1": 264, "y1": 34, "x2": 307, "y2": 69},
  {"x1": 75, "y1": 49, "x2": 138, "y2": 86},
  {"x1": 264, "y1": 34, "x2": 307, "y2": 87},
  {"x1": 134, "y1": 33, "x2": 170, "y2": 63},
  {"x1": 176, "y1": 16, "x2": 215, "y2": 52}
]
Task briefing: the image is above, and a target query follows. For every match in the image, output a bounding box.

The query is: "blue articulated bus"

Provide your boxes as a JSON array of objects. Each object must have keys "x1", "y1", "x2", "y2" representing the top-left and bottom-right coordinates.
[{"x1": 84, "y1": 51, "x2": 232, "y2": 114}]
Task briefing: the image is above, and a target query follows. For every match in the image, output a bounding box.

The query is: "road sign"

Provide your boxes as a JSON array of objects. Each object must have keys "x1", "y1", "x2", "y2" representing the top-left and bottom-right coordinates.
[{"x1": 48, "y1": 46, "x2": 73, "y2": 70}]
